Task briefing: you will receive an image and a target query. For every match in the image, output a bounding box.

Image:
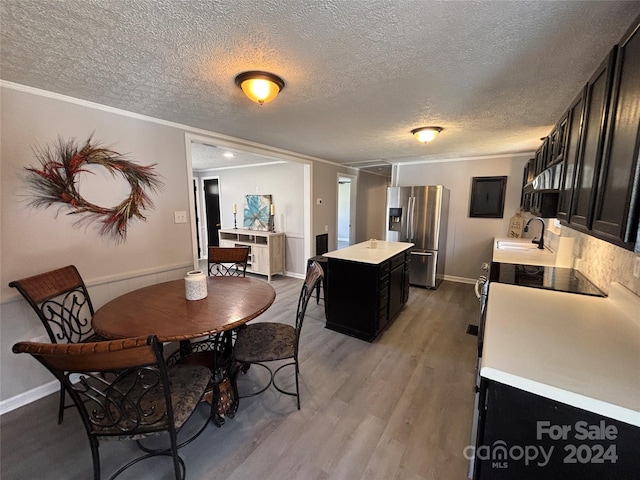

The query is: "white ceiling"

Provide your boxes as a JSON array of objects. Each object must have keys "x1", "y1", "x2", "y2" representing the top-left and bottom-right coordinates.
[{"x1": 2, "y1": 1, "x2": 639, "y2": 175}]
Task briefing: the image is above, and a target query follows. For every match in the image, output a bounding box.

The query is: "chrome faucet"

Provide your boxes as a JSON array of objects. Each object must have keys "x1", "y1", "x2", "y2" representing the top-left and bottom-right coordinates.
[{"x1": 524, "y1": 217, "x2": 545, "y2": 250}]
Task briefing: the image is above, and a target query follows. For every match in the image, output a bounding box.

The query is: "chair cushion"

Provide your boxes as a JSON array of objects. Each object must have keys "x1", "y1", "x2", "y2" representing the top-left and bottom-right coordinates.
[
  {"x1": 168, "y1": 365, "x2": 211, "y2": 429},
  {"x1": 233, "y1": 323, "x2": 296, "y2": 363},
  {"x1": 92, "y1": 364, "x2": 210, "y2": 440}
]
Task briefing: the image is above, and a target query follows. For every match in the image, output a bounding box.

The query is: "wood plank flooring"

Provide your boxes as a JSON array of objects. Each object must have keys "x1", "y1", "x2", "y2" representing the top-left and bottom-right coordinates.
[{"x1": 1, "y1": 275, "x2": 479, "y2": 480}]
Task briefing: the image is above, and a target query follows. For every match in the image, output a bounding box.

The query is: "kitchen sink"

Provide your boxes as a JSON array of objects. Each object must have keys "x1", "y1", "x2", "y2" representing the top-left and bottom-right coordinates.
[{"x1": 495, "y1": 240, "x2": 541, "y2": 250}]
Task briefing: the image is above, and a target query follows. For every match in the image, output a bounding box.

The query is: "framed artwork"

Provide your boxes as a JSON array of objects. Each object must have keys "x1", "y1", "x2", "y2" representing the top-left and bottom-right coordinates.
[
  {"x1": 469, "y1": 176, "x2": 507, "y2": 218},
  {"x1": 244, "y1": 194, "x2": 272, "y2": 231}
]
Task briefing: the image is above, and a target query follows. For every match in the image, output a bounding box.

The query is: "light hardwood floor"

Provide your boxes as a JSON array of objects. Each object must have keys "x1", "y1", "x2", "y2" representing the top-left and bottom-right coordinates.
[{"x1": 1, "y1": 275, "x2": 479, "y2": 480}]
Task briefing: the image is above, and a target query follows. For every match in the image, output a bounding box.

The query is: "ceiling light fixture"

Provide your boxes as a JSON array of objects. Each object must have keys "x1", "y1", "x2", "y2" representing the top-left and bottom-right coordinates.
[
  {"x1": 235, "y1": 71, "x2": 285, "y2": 105},
  {"x1": 411, "y1": 126, "x2": 443, "y2": 143}
]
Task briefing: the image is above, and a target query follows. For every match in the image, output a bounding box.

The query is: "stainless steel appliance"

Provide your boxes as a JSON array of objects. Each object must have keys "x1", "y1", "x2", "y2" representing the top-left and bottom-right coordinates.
[
  {"x1": 386, "y1": 185, "x2": 449, "y2": 288},
  {"x1": 468, "y1": 262, "x2": 490, "y2": 478},
  {"x1": 473, "y1": 263, "x2": 490, "y2": 358}
]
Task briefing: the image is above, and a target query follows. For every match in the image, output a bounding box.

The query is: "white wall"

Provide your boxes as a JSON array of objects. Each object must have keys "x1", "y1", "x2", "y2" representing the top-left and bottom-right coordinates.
[
  {"x1": 311, "y1": 162, "x2": 388, "y2": 252},
  {"x1": 1, "y1": 85, "x2": 195, "y2": 403},
  {"x1": 394, "y1": 154, "x2": 531, "y2": 281},
  {"x1": 356, "y1": 171, "x2": 389, "y2": 242},
  {"x1": 0, "y1": 88, "x2": 194, "y2": 292}
]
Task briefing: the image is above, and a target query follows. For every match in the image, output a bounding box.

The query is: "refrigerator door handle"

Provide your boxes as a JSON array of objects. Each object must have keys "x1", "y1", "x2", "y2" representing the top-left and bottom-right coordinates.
[
  {"x1": 406, "y1": 196, "x2": 413, "y2": 238},
  {"x1": 409, "y1": 196, "x2": 416, "y2": 240},
  {"x1": 411, "y1": 251, "x2": 434, "y2": 256}
]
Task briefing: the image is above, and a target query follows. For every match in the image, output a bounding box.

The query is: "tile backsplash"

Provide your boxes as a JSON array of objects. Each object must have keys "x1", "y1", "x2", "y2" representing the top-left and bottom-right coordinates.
[{"x1": 561, "y1": 227, "x2": 640, "y2": 296}]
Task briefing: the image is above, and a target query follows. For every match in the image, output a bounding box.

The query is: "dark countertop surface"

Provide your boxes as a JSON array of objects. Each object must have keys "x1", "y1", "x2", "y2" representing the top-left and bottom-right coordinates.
[{"x1": 489, "y1": 262, "x2": 605, "y2": 297}]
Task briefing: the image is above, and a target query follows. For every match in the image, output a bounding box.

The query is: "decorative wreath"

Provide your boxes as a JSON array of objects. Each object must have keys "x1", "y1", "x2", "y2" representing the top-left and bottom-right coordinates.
[{"x1": 25, "y1": 136, "x2": 163, "y2": 242}]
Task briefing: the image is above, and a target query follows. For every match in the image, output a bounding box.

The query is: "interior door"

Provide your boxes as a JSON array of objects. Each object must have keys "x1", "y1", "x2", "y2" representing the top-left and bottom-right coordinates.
[
  {"x1": 193, "y1": 180, "x2": 201, "y2": 258},
  {"x1": 337, "y1": 174, "x2": 357, "y2": 248},
  {"x1": 203, "y1": 178, "x2": 221, "y2": 247}
]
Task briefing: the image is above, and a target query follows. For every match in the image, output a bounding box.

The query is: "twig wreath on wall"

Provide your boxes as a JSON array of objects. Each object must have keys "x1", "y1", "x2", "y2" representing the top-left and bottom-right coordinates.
[
  {"x1": 244, "y1": 194, "x2": 272, "y2": 231},
  {"x1": 24, "y1": 135, "x2": 163, "y2": 243}
]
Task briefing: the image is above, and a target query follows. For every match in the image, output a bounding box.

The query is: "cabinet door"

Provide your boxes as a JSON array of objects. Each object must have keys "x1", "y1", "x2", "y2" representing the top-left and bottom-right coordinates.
[
  {"x1": 552, "y1": 114, "x2": 568, "y2": 165},
  {"x1": 557, "y1": 89, "x2": 586, "y2": 222},
  {"x1": 519, "y1": 166, "x2": 528, "y2": 211},
  {"x1": 534, "y1": 138, "x2": 549, "y2": 175},
  {"x1": 592, "y1": 21, "x2": 640, "y2": 247},
  {"x1": 476, "y1": 381, "x2": 640, "y2": 479},
  {"x1": 569, "y1": 49, "x2": 616, "y2": 230},
  {"x1": 251, "y1": 245, "x2": 268, "y2": 274}
]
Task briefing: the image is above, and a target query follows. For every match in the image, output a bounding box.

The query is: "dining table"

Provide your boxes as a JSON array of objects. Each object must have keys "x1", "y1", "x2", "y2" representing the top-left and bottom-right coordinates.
[{"x1": 92, "y1": 275, "x2": 276, "y2": 424}]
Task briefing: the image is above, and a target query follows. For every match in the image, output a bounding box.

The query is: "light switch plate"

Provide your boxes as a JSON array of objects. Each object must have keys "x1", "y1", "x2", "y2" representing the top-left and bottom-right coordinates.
[{"x1": 174, "y1": 211, "x2": 187, "y2": 224}]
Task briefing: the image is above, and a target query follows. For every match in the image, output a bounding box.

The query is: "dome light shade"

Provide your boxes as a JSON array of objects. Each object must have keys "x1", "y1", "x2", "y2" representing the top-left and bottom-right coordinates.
[
  {"x1": 411, "y1": 126, "x2": 443, "y2": 143},
  {"x1": 235, "y1": 71, "x2": 285, "y2": 105}
]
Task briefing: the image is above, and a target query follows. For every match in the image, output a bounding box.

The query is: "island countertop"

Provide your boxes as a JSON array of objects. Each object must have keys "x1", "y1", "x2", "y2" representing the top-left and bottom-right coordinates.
[{"x1": 323, "y1": 240, "x2": 414, "y2": 264}]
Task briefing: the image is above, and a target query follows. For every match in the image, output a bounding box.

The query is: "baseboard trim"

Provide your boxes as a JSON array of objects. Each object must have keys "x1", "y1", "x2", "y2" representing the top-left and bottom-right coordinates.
[
  {"x1": 444, "y1": 275, "x2": 476, "y2": 285},
  {"x1": 1, "y1": 380, "x2": 58, "y2": 416},
  {"x1": 284, "y1": 271, "x2": 305, "y2": 279}
]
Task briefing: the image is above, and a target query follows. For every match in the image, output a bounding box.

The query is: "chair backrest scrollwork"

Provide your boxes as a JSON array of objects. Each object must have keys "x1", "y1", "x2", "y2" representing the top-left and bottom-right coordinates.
[
  {"x1": 208, "y1": 246, "x2": 250, "y2": 277},
  {"x1": 9, "y1": 265, "x2": 96, "y2": 344}
]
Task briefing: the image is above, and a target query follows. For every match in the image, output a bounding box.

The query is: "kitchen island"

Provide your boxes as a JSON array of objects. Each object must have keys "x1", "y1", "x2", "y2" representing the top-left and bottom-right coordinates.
[{"x1": 323, "y1": 240, "x2": 413, "y2": 342}]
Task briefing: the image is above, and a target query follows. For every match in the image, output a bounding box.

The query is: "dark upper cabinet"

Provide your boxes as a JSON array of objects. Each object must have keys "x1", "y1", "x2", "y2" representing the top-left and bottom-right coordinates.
[
  {"x1": 591, "y1": 20, "x2": 640, "y2": 248},
  {"x1": 557, "y1": 89, "x2": 586, "y2": 222},
  {"x1": 568, "y1": 48, "x2": 617, "y2": 230},
  {"x1": 548, "y1": 113, "x2": 568, "y2": 167},
  {"x1": 534, "y1": 137, "x2": 549, "y2": 174},
  {"x1": 522, "y1": 15, "x2": 639, "y2": 249}
]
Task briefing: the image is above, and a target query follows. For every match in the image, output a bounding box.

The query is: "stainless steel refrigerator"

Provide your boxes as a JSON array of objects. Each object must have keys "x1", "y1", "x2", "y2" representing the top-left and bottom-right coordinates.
[{"x1": 385, "y1": 185, "x2": 449, "y2": 289}]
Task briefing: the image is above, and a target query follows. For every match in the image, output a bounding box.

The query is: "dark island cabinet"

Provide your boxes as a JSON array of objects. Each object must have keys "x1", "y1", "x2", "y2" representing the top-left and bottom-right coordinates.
[
  {"x1": 591, "y1": 19, "x2": 640, "y2": 249},
  {"x1": 568, "y1": 47, "x2": 617, "y2": 231},
  {"x1": 325, "y1": 250, "x2": 410, "y2": 342},
  {"x1": 473, "y1": 380, "x2": 640, "y2": 480}
]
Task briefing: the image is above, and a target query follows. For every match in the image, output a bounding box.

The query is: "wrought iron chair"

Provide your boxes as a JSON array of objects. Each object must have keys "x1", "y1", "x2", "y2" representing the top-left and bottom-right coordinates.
[
  {"x1": 12, "y1": 335, "x2": 212, "y2": 480},
  {"x1": 207, "y1": 246, "x2": 249, "y2": 277},
  {"x1": 231, "y1": 260, "x2": 323, "y2": 409},
  {"x1": 9, "y1": 265, "x2": 103, "y2": 423}
]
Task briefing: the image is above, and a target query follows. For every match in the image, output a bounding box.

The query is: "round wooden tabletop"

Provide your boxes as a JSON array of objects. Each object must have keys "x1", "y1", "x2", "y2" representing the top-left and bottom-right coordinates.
[{"x1": 92, "y1": 276, "x2": 276, "y2": 342}]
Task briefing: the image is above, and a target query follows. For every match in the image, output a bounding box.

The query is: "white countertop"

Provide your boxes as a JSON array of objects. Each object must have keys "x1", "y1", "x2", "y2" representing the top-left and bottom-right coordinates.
[
  {"x1": 322, "y1": 241, "x2": 414, "y2": 264},
  {"x1": 482, "y1": 282, "x2": 640, "y2": 426}
]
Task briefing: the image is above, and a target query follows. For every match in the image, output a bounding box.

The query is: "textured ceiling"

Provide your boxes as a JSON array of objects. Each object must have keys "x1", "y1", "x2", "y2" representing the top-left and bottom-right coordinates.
[{"x1": 2, "y1": 0, "x2": 640, "y2": 173}]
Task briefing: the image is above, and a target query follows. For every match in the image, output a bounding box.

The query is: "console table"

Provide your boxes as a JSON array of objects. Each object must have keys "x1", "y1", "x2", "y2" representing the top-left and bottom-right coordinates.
[{"x1": 218, "y1": 228, "x2": 285, "y2": 281}]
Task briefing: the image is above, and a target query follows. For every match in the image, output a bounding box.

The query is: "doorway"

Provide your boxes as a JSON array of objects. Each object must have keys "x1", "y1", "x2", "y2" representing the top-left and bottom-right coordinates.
[
  {"x1": 185, "y1": 132, "x2": 313, "y2": 275},
  {"x1": 203, "y1": 178, "x2": 221, "y2": 249},
  {"x1": 337, "y1": 174, "x2": 356, "y2": 249}
]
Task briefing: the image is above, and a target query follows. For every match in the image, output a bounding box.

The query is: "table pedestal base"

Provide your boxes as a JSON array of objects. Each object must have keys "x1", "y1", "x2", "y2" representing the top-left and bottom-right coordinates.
[{"x1": 167, "y1": 333, "x2": 239, "y2": 426}]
